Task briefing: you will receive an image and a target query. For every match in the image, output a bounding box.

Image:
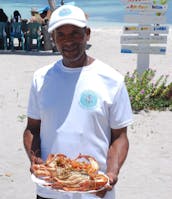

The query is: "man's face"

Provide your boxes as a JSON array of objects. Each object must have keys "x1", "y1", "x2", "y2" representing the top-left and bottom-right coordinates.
[{"x1": 52, "y1": 25, "x2": 90, "y2": 66}]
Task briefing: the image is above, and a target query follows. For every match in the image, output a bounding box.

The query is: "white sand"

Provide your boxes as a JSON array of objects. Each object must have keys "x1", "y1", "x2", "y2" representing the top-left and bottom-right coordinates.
[{"x1": 0, "y1": 27, "x2": 171, "y2": 199}]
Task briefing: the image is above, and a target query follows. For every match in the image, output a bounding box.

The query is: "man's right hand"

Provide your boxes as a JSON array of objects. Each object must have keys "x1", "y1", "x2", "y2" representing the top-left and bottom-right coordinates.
[{"x1": 30, "y1": 156, "x2": 44, "y2": 173}]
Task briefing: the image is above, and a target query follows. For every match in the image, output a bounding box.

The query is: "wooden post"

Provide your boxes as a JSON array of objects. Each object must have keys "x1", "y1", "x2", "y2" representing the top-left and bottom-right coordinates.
[{"x1": 137, "y1": 25, "x2": 150, "y2": 75}]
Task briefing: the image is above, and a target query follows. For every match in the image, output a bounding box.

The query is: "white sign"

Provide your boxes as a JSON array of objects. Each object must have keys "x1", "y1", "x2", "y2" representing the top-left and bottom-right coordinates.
[
  {"x1": 121, "y1": 0, "x2": 167, "y2": 4},
  {"x1": 121, "y1": 45, "x2": 166, "y2": 54},
  {"x1": 121, "y1": 0, "x2": 152, "y2": 3},
  {"x1": 124, "y1": 14, "x2": 166, "y2": 23},
  {"x1": 120, "y1": 35, "x2": 167, "y2": 44},
  {"x1": 125, "y1": 3, "x2": 168, "y2": 14},
  {"x1": 123, "y1": 25, "x2": 169, "y2": 34},
  {"x1": 120, "y1": 0, "x2": 168, "y2": 73}
]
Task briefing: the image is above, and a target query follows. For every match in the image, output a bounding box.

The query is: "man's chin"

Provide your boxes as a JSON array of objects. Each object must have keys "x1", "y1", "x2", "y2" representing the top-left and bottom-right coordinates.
[{"x1": 63, "y1": 55, "x2": 82, "y2": 63}]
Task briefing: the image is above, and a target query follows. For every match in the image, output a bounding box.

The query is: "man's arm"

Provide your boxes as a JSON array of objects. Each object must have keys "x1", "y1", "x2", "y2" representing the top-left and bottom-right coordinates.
[
  {"x1": 106, "y1": 127, "x2": 129, "y2": 187},
  {"x1": 23, "y1": 117, "x2": 42, "y2": 164},
  {"x1": 96, "y1": 127, "x2": 129, "y2": 198}
]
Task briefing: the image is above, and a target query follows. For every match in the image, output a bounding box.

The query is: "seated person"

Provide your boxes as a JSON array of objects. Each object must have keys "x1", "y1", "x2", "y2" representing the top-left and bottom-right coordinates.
[
  {"x1": 0, "y1": 8, "x2": 9, "y2": 49},
  {"x1": 30, "y1": 8, "x2": 44, "y2": 24},
  {"x1": 11, "y1": 10, "x2": 22, "y2": 22},
  {"x1": 0, "y1": 8, "x2": 8, "y2": 22},
  {"x1": 39, "y1": 6, "x2": 52, "y2": 25}
]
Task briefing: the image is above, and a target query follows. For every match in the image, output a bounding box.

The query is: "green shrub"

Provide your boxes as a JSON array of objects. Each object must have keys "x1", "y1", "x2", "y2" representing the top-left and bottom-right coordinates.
[{"x1": 125, "y1": 69, "x2": 172, "y2": 111}]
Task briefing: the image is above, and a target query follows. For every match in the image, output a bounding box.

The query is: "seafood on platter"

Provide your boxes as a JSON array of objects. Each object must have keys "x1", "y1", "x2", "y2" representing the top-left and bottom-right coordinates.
[{"x1": 32, "y1": 153, "x2": 109, "y2": 192}]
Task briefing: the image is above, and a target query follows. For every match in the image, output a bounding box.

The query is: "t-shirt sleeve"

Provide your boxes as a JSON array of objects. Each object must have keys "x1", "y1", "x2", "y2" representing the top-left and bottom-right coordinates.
[
  {"x1": 27, "y1": 77, "x2": 41, "y2": 120},
  {"x1": 109, "y1": 81, "x2": 133, "y2": 129}
]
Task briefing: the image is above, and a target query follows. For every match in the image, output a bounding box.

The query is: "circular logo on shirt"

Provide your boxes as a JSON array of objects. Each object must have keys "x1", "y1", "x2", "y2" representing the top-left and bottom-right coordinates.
[
  {"x1": 79, "y1": 90, "x2": 98, "y2": 109},
  {"x1": 59, "y1": 8, "x2": 72, "y2": 17}
]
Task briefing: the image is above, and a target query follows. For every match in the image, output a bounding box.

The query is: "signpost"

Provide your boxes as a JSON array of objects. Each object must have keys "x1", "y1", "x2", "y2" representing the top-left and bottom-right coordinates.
[
  {"x1": 120, "y1": 35, "x2": 167, "y2": 44},
  {"x1": 120, "y1": 0, "x2": 169, "y2": 74}
]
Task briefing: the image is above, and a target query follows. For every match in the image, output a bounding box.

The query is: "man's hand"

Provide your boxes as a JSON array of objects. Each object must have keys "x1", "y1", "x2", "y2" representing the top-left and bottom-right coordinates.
[
  {"x1": 95, "y1": 172, "x2": 118, "y2": 198},
  {"x1": 30, "y1": 155, "x2": 44, "y2": 173},
  {"x1": 107, "y1": 171, "x2": 118, "y2": 187}
]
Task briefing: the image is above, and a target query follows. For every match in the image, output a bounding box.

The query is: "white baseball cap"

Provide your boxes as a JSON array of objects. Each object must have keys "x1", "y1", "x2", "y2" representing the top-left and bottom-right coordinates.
[{"x1": 48, "y1": 5, "x2": 87, "y2": 33}]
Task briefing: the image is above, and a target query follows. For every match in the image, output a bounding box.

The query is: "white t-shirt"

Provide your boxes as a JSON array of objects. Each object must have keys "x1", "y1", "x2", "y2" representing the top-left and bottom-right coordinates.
[{"x1": 27, "y1": 59, "x2": 133, "y2": 199}]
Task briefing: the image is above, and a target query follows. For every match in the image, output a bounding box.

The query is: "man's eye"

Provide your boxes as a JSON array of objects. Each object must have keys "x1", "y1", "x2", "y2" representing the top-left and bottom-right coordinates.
[
  {"x1": 72, "y1": 31, "x2": 83, "y2": 38},
  {"x1": 56, "y1": 33, "x2": 64, "y2": 39},
  {"x1": 72, "y1": 31, "x2": 80, "y2": 36}
]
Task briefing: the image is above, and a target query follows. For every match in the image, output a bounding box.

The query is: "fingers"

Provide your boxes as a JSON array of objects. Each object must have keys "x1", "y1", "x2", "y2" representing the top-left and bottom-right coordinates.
[
  {"x1": 30, "y1": 157, "x2": 44, "y2": 173},
  {"x1": 110, "y1": 176, "x2": 118, "y2": 186},
  {"x1": 94, "y1": 181, "x2": 113, "y2": 198},
  {"x1": 30, "y1": 164, "x2": 34, "y2": 173},
  {"x1": 95, "y1": 183, "x2": 113, "y2": 198},
  {"x1": 34, "y1": 157, "x2": 44, "y2": 164},
  {"x1": 107, "y1": 172, "x2": 118, "y2": 186},
  {"x1": 95, "y1": 189, "x2": 107, "y2": 198},
  {"x1": 104, "y1": 183, "x2": 112, "y2": 191}
]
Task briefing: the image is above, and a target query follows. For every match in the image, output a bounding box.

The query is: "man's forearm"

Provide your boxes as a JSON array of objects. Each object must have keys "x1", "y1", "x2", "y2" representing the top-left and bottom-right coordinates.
[
  {"x1": 23, "y1": 129, "x2": 41, "y2": 163},
  {"x1": 106, "y1": 129, "x2": 129, "y2": 185}
]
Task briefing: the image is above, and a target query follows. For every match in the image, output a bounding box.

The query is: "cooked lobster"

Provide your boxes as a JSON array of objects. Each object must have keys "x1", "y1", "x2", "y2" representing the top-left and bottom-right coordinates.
[{"x1": 32, "y1": 153, "x2": 109, "y2": 192}]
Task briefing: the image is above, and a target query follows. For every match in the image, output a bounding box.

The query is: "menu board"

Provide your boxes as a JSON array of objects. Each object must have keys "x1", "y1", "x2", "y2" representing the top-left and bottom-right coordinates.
[
  {"x1": 120, "y1": 0, "x2": 169, "y2": 73},
  {"x1": 120, "y1": 0, "x2": 168, "y2": 53}
]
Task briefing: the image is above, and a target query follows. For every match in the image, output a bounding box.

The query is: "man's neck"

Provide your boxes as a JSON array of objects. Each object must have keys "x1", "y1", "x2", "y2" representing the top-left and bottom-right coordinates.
[{"x1": 62, "y1": 54, "x2": 94, "y2": 68}]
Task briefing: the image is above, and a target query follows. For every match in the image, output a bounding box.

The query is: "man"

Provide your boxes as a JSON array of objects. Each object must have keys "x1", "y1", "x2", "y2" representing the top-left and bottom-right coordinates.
[{"x1": 23, "y1": 5, "x2": 133, "y2": 199}]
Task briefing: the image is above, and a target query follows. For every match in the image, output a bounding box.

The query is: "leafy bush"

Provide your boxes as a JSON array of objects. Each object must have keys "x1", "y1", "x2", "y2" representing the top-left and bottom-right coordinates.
[{"x1": 125, "y1": 69, "x2": 172, "y2": 111}]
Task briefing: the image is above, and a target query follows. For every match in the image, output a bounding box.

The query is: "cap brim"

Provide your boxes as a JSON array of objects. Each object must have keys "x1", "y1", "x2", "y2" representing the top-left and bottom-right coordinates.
[{"x1": 48, "y1": 19, "x2": 86, "y2": 33}]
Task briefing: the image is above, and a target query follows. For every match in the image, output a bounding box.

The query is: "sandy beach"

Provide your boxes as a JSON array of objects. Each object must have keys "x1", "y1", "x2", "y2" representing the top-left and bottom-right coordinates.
[{"x1": 0, "y1": 26, "x2": 172, "y2": 199}]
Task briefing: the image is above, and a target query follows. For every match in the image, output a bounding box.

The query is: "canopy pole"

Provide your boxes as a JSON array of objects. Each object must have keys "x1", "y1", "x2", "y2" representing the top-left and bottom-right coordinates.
[{"x1": 48, "y1": 0, "x2": 56, "y2": 11}]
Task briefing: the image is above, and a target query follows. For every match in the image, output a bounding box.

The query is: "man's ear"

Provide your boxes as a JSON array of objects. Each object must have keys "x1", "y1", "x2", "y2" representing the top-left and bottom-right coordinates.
[
  {"x1": 86, "y1": 27, "x2": 91, "y2": 41},
  {"x1": 51, "y1": 31, "x2": 56, "y2": 43}
]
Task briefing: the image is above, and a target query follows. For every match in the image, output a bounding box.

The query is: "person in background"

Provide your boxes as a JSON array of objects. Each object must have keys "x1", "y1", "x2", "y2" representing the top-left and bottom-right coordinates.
[
  {"x1": 11, "y1": 10, "x2": 22, "y2": 23},
  {"x1": 0, "y1": 8, "x2": 8, "y2": 22},
  {"x1": 0, "y1": 8, "x2": 8, "y2": 49},
  {"x1": 47, "y1": 0, "x2": 58, "y2": 51},
  {"x1": 23, "y1": 4, "x2": 133, "y2": 199},
  {"x1": 10, "y1": 10, "x2": 24, "y2": 49},
  {"x1": 39, "y1": 6, "x2": 53, "y2": 51},
  {"x1": 39, "y1": 6, "x2": 51, "y2": 25},
  {"x1": 30, "y1": 8, "x2": 44, "y2": 24}
]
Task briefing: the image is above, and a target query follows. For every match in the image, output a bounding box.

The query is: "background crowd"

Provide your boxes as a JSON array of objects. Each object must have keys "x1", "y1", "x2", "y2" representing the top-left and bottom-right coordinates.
[{"x1": 0, "y1": 7, "x2": 56, "y2": 51}]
